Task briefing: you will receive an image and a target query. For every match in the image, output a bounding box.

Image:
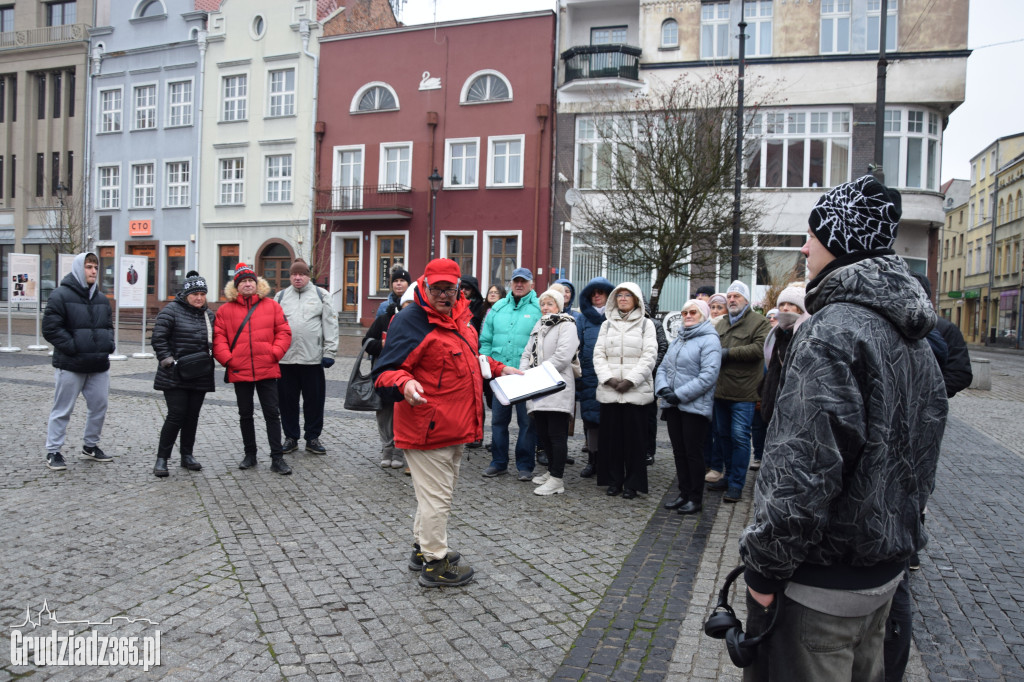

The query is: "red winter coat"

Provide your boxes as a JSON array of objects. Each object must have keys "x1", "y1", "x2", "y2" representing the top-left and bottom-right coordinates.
[
  {"x1": 213, "y1": 278, "x2": 291, "y2": 383},
  {"x1": 372, "y1": 278, "x2": 505, "y2": 451}
]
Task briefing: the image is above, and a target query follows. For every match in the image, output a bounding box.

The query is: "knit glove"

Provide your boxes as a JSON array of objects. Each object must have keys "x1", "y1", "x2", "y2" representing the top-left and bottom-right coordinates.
[
  {"x1": 615, "y1": 379, "x2": 634, "y2": 394},
  {"x1": 321, "y1": 357, "x2": 335, "y2": 369}
]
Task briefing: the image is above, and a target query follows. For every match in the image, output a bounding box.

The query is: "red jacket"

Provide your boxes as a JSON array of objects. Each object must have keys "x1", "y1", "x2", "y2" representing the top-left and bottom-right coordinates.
[
  {"x1": 213, "y1": 278, "x2": 291, "y2": 383},
  {"x1": 372, "y1": 278, "x2": 505, "y2": 450}
]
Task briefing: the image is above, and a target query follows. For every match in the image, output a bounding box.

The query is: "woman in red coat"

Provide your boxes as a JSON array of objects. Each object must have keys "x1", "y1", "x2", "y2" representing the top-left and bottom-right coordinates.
[{"x1": 213, "y1": 263, "x2": 292, "y2": 474}]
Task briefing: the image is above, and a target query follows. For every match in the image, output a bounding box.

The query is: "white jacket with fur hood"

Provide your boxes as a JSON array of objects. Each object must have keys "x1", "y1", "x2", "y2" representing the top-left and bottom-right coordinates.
[{"x1": 593, "y1": 282, "x2": 657, "y2": 406}]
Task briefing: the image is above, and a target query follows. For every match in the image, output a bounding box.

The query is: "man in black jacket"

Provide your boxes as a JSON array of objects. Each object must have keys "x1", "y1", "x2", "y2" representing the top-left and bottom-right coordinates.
[
  {"x1": 737, "y1": 176, "x2": 948, "y2": 680},
  {"x1": 42, "y1": 252, "x2": 116, "y2": 470}
]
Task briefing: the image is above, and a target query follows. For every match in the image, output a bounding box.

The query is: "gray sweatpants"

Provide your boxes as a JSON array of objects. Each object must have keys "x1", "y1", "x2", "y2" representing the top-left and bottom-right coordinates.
[{"x1": 45, "y1": 369, "x2": 110, "y2": 452}]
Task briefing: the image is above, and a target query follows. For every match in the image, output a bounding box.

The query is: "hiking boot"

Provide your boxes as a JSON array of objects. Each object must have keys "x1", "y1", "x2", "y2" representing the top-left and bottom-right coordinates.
[
  {"x1": 81, "y1": 445, "x2": 112, "y2": 462},
  {"x1": 408, "y1": 544, "x2": 461, "y2": 571},
  {"x1": 270, "y1": 456, "x2": 292, "y2": 475},
  {"x1": 419, "y1": 556, "x2": 474, "y2": 588},
  {"x1": 281, "y1": 437, "x2": 298, "y2": 454},
  {"x1": 305, "y1": 438, "x2": 327, "y2": 455},
  {"x1": 154, "y1": 458, "x2": 169, "y2": 478},
  {"x1": 580, "y1": 453, "x2": 595, "y2": 478},
  {"x1": 180, "y1": 454, "x2": 202, "y2": 471},
  {"x1": 46, "y1": 452, "x2": 67, "y2": 471},
  {"x1": 534, "y1": 476, "x2": 565, "y2": 496},
  {"x1": 239, "y1": 453, "x2": 258, "y2": 469}
]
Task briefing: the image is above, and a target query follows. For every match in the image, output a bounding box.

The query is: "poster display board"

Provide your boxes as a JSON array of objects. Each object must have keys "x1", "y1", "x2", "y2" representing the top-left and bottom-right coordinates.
[
  {"x1": 118, "y1": 255, "x2": 148, "y2": 309},
  {"x1": 58, "y1": 253, "x2": 76, "y2": 285},
  {"x1": 9, "y1": 253, "x2": 40, "y2": 305}
]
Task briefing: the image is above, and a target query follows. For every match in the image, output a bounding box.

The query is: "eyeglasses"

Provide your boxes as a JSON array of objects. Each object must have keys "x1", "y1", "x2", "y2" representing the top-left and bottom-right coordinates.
[
  {"x1": 681, "y1": 310, "x2": 702, "y2": 316},
  {"x1": 428, "y1": 286, "x2": 459, "y2": 298},
  {"x1": 615, "y1": 293, "x2": 634, "y2": 299}
]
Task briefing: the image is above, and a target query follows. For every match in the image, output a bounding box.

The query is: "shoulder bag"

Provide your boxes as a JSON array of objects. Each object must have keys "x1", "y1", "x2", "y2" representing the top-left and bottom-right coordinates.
[
  {"x1": 176, "y1": 311, "x2": 215, "y2": 381},
  {"x1": 344, "y1": 339, "x2": 382, "y2": 412}
]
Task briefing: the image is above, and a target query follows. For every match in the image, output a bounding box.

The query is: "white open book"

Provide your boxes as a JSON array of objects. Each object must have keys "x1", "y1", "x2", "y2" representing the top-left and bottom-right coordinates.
[{"x1": 490, "y1": 361, "x2": 567, "y2": 406}]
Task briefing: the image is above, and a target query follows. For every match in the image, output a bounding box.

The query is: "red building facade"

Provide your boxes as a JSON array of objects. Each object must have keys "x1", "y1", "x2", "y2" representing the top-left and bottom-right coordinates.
[{"x1": 316, "y1": 11, "x2": 556, "y2": 326}]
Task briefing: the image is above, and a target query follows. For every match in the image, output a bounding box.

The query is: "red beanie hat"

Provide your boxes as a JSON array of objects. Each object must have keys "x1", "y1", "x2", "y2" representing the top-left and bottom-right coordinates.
[{"x1": 233, "y1": 263, "x2": 257, "y2": 285}]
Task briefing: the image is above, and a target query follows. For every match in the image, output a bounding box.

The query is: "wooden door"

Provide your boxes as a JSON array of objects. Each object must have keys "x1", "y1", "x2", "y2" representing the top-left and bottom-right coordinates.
[{"x1": 342, "y1": 238, "x2": 359, "y2": 312}]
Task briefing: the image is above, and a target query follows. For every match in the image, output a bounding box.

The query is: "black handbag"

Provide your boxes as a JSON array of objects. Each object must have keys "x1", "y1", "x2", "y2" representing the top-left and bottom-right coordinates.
[
  {"x1": 344, "y1": 341, "x2": 382, "y2": 412},
  {"x1": 176, "y1": 351, "x2": 214, "y2": 380}
]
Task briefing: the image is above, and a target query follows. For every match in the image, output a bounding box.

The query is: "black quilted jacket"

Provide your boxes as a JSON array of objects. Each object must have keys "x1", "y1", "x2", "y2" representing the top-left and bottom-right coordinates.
[
  {"x1": 740, "y1": 255, "x2": 948, "y2": 594},
  {"x1": 151, "y1": 292, "x2": 216, "y2": 392},
  {"x1": 43, "y1": 271, "x2": 114, "y2": 374}
]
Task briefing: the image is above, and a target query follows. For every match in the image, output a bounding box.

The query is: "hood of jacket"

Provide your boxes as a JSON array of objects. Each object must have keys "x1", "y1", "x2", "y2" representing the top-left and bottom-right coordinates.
[
  {"x1": 604, "y1": 282, "x2": 647, "y2": 320},
  {"x1": 805, "y1": 255, "x2": 935, "y2": 342},
  {"x1": 413, "y1": 275, "x2": 472, "y2": 332},
  {"x1": 66, "y1": 252, "x2": 99, "y2": 299},
  {"x1": 554, "y1": 278, "x2": 577, "y2": 310},
  {"x1": 223, "y1": 277, "x2": 272, "y2": 303},
  {"x1": 579, "y1": 276, "x2": 613, "y2": 324},
  {"x1": 460, "y1": 275, "x2": 483, "y2": 302}
]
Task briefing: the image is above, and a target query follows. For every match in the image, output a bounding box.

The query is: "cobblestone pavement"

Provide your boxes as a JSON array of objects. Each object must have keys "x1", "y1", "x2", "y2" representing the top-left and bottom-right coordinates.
[{"x1": 1, "y1": 321, "x2": 1022, "y2": 680}]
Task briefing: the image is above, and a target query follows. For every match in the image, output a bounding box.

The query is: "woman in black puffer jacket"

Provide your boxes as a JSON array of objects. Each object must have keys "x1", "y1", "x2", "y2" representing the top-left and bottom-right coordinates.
[{"x1": 150, "y1": 271, "x2": 216, "y2": 477}]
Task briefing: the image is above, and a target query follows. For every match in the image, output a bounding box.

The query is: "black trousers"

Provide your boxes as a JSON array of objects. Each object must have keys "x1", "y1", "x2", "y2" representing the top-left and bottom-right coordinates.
[
  {"x1": 532, "y1": 411, "x2": 570, "y2": 479},
  {"x1": 156, "y1": 389, "x2": 207, "y2": 459},
  {"x1": 596, "y1": 403, "x2": 648, "y2": 492},
  {"x1": 883, "y1": 570, "x2": 912, "y2": 682},
  {"x1": 278, "y1": 363, "x2": 326, "y2": 441},
  {"x1": 235, "y1": 379, "x2": 283, "y2": 457},
  {"x1": 664, "y1": 409, "x2": 711, "y2": 506}
]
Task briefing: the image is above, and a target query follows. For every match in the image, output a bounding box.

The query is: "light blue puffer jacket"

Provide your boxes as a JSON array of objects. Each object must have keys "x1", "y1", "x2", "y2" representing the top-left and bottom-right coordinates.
[{"x1": 655, "y1": 318, "x2": 721, "y2": 419}]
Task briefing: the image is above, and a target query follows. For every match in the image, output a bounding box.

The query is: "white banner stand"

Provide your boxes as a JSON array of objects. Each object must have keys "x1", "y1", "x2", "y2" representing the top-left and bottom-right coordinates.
[
  {"x1": 27, "y1": 298, "x2": 48, "y2": 351},
  {"x1": 109, "y1": 257, "x2": 129, "y2": 361},
  {"x1": 0, "y1": 305, "x2": 20, "y2": 353},
  {"x1": 132, "y1": 301, "x2": 154, "y2": 359}
]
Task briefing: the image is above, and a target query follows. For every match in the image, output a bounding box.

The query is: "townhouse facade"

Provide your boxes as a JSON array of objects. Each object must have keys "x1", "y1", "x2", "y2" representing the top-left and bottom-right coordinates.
[
  {"x1": 315, "y1": 11, "x2": 556, "y2": 326},
  {"x1": 938, "y1": 177, "x2": 968, "y2": 332}
]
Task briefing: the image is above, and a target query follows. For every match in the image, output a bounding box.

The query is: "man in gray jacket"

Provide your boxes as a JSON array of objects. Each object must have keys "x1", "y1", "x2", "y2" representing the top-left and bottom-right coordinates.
[
  {"x1": 276, "y1": 259, "x2": 339, "y2": 455},
  {"x1": 737, "y1": 176, "x2": 947, "y2": 680}
]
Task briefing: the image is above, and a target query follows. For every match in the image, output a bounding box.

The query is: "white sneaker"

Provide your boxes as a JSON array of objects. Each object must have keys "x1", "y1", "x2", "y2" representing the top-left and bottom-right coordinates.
[
  {"x1": 380, "y1": 458, "x2": 392, "y2": 468},
  {"x1": 532, "y1": 471, "x2": 550, "y2": 485},
  {"x1": 534, "y1": 477, "x2": 565, "y2": 496},
  {"x1": 390, "y1": 458, "x2": 404, "y2": 469},
  {"x1": 704, "y1": 469, "x2": 723, "y2": 483}
]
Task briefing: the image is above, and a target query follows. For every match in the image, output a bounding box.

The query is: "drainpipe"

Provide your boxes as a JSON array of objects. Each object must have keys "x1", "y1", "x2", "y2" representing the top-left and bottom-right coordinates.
[
  {"x1": 194, "y1": 29, "x2": 207, "y2": 271},
  {"x1": 300, "y1": 18, "x2": 319, "y2": 275},
  {"x1": 533, "y1": 104, "x2": 549, "y2": 288},
  {"x1": 83, "y1": 46, "x2": 102, "y2": 251}
]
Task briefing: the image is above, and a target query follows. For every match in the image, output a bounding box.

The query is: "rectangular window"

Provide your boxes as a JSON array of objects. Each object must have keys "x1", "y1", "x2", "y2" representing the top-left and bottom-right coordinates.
[
  {"x1": 375, "y1": 235, "x2": 405, "y2": 295},
  {"x1": 167, "y1": 80, "x2": 192, "y2": 127},
  {"x1": 336, "y1": 147, "x2": 363, "y2": 209},
  {"x1": 67, "y1": 71, "x2": 74, "y2": 118},
  {"x1": 590, "y1": 26, "x2": 627, "y2": 44},
  {"x1": 51, "y1": 152, "x2": 60, "y2": 195},
  {"x1": 446, "y1": 235, "x2": 474, "y2": 278},
  {"x1": 165, "y1": 245, "x2": 186, "y2": 301},
  {"x1": 380, "y1": 143, "x2": 411, "y2": 188},
  {"x1": 0, "y1": 7, "x2": 13, "y2": 32},
  {"x1": 165, "y1": 160, "x2": 190, "y2": 207},
  {"x1": 66, "y1": 151, "x2": 73, "y2": 194},
  {"x1": 46, "y1": 1, "x2": 76, "y2": 26},
  {"x1": 488, "y1": 135, "x2": 524, "y2": 187},
  {"x1": 132, "y1": 163, "x2": 155, "y2": 208},
  {"x1": 218, "y1": 244, "x2": 239, "y2": 300},
  {"x1": 0, "y1": 156, "x2": 4, "y2": 199},
  {"x1": 98, "y1": 165, "x2": 120, "y2": 209},
  {"x1": 820, "y1": 0, "x2": 851, "y2": 54},
  {"x1": 35, "y1": 153, "x2": 44, "y2": 197},
  {"x1": 36, "y1": 74, "x2": 46, "y2": 120},
  {"x1": 268, "y1": 68, "x2": 295, "y2": 117},
  {"x1": 52, "y1": 72, "x2": 62, "y2": 118},
  {"x1": 445, "y1": 138, "x2": 479, "y2": 188},
  {"x1": 265, "y1": 154, "x2": 292, "y2": 203},
  {"x1": 701, "y1": 2, "x2": 731, "y2": 59},
  {"x1": 488, "y1": 235, "x2": 519, "y2": 289},
  {"x1": 133, "y1": 84, "x2": 156, "y2": 130},
  {"x1": 222, "y1": 75, "x2": 247, "y2": 122},
  {"x1": 744, "y1": 108, "x2": 851, "y2": 188},
  {"x1": 744, "y1": 0, "x2": 772, "y2": 58},
  {"x1": 867, "y1": 0, "x2": 898, "y2": 52},
  {"x1": 9, "y1": 154, "x2": 14, "y2": 198},
  {"x1": 0, "y1": 78, "x2": 5, "y2": 122},
  {"x1": 99, "y1": 88, "x2": 122, "y2": 133},
  {"x1": 218, "y1": 157, "x2": 244, "y2": 204}
]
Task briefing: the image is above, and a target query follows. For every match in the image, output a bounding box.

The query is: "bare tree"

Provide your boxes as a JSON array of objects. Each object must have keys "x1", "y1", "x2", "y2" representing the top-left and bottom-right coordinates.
[
  {"x1": 573, "y1": 71, "x2": 772, "y2": 313},
  {"x1": 41, "y1": 185, "x2": 86, "y2": 255}
]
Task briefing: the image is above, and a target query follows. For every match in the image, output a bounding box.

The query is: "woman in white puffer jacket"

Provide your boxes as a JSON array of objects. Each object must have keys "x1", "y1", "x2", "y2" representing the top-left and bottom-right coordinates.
[{"x1": 592, "y1": 282, "x2": 658, "y2": 499}]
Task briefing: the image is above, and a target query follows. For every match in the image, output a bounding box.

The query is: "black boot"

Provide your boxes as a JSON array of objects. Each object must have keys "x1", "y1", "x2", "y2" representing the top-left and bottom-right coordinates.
[
  {"x1": 180, "y1": 454, "x2": 202, "y2": 471},
  {"x1": 153, "y1": 458, "x2": 169, "y2": 478},
  {"x1": 580, "y1": 452, "x2": 595, "y2": 478},
  {"x1": 239, "y1": 453, "x2": 258, "y2": 469},
  {"x1": 270, "y1": 455, "x2": 292, "y2": 475}
]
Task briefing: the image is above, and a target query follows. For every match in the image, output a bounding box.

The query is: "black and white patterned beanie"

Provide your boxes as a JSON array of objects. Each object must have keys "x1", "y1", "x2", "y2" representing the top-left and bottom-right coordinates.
[
  {"x1": 808, "y1": 175, "x2": 902, "y2": 257},
  {"x1": 181, "y1": 270, "x2": 208, "y2": 295}
]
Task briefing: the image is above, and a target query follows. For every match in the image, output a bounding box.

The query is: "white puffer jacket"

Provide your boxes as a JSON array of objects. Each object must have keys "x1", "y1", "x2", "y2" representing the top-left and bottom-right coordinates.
[
  {"x1": 519, "y1": 313, "x2": 579, "y2": 415},
  {"x1": 593, "y1": 282, "x2": 657, "y2": 406}
]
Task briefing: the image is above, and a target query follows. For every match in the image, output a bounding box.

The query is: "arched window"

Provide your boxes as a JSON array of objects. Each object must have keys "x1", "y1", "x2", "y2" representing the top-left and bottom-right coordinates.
[
  {"x1": 136, "y1": 0, "x2": 165, "y2": 18},
  {"x1": 1018, "y1": 190, "x2": 1023, "y2": 219},
  {"x1": 461, "y1": 71, "x2": 512, "y2": 104},
  {"x1": 351, "y1": 83, "x2": 399, "y2": 113},
  {"x1": 661, "y1": 19, "x2": 679, "y2": 47}
]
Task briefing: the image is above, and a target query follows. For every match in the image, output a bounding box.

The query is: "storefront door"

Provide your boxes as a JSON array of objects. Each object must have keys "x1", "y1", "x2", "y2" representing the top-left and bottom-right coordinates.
[{"x1": 342, "y1": 238, "x2": 358, "y2": 312}]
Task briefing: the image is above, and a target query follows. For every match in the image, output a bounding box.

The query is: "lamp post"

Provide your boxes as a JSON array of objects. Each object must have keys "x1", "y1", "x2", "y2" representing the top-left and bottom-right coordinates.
[{"x1": 428, "y1": 168, "x2": 443, "y2": 260}]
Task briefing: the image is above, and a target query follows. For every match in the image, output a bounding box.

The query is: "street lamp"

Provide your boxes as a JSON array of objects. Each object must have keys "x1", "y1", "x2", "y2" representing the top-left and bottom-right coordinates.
[{"x1": 428, "y1": 168, "x2": 443, "y2": 260}]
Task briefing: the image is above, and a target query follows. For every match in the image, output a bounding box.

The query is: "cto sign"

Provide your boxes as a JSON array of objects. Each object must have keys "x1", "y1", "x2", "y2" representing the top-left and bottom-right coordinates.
[{"x1": 129, "y1": 220, "x2": 152, "y2": 237}]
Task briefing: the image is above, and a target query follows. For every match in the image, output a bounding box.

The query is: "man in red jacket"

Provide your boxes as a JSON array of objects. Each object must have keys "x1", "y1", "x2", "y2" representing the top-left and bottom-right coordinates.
[
  {"x1": 373, "y1": 258, "x2": 520, "y2": 588},
  {"x1": 213, "y1": 263, "x2": 293, "y2": 474}
]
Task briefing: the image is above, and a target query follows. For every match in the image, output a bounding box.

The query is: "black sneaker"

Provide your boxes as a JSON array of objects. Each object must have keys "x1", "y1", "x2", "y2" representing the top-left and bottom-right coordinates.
[
  {"x1": 305, "y1": 438, "x2": 327, "y2": 455},
  {"x1": 419, "y1": 556, "x2": 474, "y2": 588},
  {"x1": 270, "y1": 456, "x2": 292, "y2": 475},
  {"x1": 46, "y1": 452, "x2": 67, "y2": 471},
  {"x1": 80, "y1": 445, "x2": 112, "y2": 462},
  {"x1": 908, "y1": 553, "x2": 921, "y2": 571},
  {"x1": 281, "y1": 437, "x2": 298, "y2": 454},
  {"x1": 407, "y1": 544, "x2": 461, "y2": 571},
  {"x1": 239, "y1": 453, "x2": 258, "y2": 469}
]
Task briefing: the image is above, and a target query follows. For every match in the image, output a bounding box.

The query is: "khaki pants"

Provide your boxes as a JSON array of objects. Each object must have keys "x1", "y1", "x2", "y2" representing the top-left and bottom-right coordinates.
[{"x1": 405, "y1": 445, "x2": 464, "y2": 562}]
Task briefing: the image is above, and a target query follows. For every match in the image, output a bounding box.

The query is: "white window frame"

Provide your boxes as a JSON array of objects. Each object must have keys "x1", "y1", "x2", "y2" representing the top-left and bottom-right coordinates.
[
  {"x1": 867, "y1": 0, "x2": 897, "y2": 52},
  {"x1": 459, "y1": 69, "x2": 513, "y2": 104},
  {"x1": 218, "y1": 157, "x2": 245, "y2": 205},
  {"x1": 166, "y1": 79, "x2": 193, "y2": 127},
  {"x1": 333, "y1": 144, "x2": 365, "y2": 209},
  {"x1": 700, "y1": 2, "x2": 731, "y2": 60},
  {"x1": 661, "y1": 19, "x2": 679, "y2": 48},
  {"x1": 97, "y1": 164, "x2": 121, "y2": 209},
  {"x1": 350, "y1": 82, "x2": 399, "y2": 113},
  {"x1": 744, "y1": 0, "x2": 773, "y2": 58},
  {"x1": 378, "y1": 142, "x2": 412, "y2": 189},
  {"x1": 444, "y1": 137, "x2": 480, "y2": 189},
  {"x1": 486, "y1": 134, "x2": 525, "y2": 188},
  {"x1": 440, "y1": 230, "x2": 477, "y2": 280},
  {"x1": 743, "y1": 108, "x2": 852, "y2": 189},
  {"x1": 267, "y1": 67, "x2": 296, "y2": 118},
  {"x1": 369, "y1": 229, "x2": 410, "y2": 297},
  {"x1": 882, "y1": 107, "x2": 942, "y2": 191},
  {"x1": 98, "y1": 87, "x2": 123, "y2": 134},
  {"x1": 481, "y1": 230, "x2": 523, "y2": 290},
  {"x1": 221, "y1": 73, "x2": 248, "y2": 122},
  {"x1": 575, "y1": 116, "x2": 639, "y2": 191},
  {"x1": 264, "y1": 153, "x2": 293, "y2": 204},
  {"x1": 820, "y1": 0, "x2": 851, "y2": 54},
  {"x1": 165, "y1": 159, "x2": 191, "y2": 208},
  {"x1": 131, "y1": 161, "x2": 155, "y2": 209},
  {"x1": 132, "y1": 83, "x2": 157, "y2": 131}
]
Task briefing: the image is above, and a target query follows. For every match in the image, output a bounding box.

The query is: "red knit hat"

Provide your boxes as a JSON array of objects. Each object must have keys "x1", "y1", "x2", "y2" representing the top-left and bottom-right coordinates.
[
  {"x1": 423, "y1": 258, "x2": 461, "y2": 285},
  {"x1": 233, "y1": 263, "x2": 257, "y2": 285}
]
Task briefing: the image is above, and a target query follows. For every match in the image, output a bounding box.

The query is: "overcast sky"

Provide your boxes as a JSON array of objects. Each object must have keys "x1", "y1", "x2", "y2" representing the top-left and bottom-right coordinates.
[{"x1": 399, "y1": 0, "x2": 1023, "y2": 183}]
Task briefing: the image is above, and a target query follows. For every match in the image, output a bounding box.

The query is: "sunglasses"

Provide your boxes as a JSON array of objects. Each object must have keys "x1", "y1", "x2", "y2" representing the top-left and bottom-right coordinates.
[{"x1": 682, "y1": 310, "x2": 702, "y2": 316}]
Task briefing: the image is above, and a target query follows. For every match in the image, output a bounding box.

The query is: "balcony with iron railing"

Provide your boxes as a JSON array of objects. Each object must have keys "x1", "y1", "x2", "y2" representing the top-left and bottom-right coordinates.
[
  {"x1": 314, "y1": 184, "x2": 414, "y2": 220},
  {"x1": 560, "y1": 44, "x2": 643, "y2": 93},
  {"x1": 0, "y1": 24, "x2": 89, "y2": 51}
]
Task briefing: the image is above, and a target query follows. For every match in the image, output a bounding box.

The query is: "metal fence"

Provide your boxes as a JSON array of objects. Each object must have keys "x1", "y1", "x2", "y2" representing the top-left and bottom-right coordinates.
[{"x1": 570, "y1": 247, "x2": 690, "y2": 315}]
